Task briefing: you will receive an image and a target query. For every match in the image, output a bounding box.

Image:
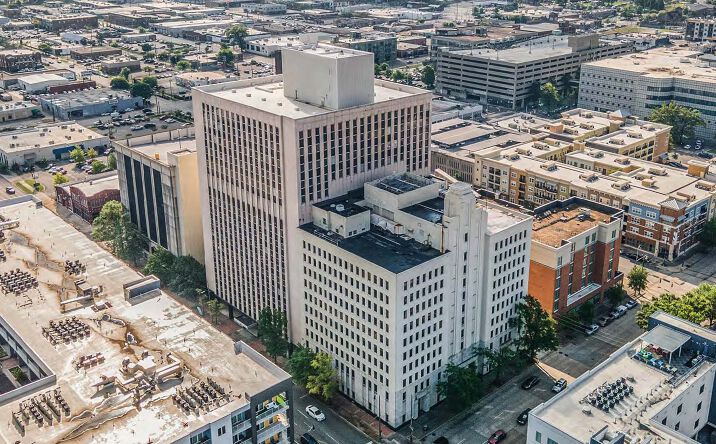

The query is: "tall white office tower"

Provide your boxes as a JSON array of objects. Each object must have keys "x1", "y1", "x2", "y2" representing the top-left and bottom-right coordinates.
[
  {"x1": 193, "y1": 45, "x2": 432, "y2": 331},
  {"x1": 299, "y1": 175, "x2": 532, "y2": 427}
]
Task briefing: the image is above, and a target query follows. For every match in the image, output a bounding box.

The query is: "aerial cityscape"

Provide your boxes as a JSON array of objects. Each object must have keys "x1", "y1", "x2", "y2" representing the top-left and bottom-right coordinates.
[{"x1": 0, "y1": 0, "x2": 716, "y2": 443}]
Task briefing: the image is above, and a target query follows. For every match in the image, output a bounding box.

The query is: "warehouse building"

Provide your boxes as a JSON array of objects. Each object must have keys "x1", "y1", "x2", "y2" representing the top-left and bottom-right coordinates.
[
  {"x1": 0, "y1": 49, "x2": 41, "y2": 73},
  {"x1": 38, "y1": 89, "x2": 143, "y2": 120}
]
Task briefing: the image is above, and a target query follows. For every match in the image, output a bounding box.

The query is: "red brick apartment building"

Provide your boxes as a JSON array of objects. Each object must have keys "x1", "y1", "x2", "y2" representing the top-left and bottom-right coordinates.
[{"x1": 528, "y1": 197, "x2": 623, "y2": 316}]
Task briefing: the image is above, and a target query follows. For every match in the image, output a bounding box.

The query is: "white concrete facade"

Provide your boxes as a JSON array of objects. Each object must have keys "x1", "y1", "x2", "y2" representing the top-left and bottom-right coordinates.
[
  {"x1": 192, "y1": 45, "x2": 432, "y2": 331},
  {"x1": 300, "y1": 176, "x2": 531, "y2": 427}
]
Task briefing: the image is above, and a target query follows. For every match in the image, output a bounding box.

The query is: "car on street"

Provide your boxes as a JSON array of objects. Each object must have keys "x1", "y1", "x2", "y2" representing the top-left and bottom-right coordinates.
[
  {"x1": 625, "y1": 298, "x2": 638, "y2": 309},
  {"x1": 521, "y1": 376, "x2": 539, "y2": 390},
  {"x1": 488, "y1": 430, "x2": 507, "y2": 444},
  {"x1": 131, "y1": 125, "x2": 143, "y2": 131},
  {"x1": 305, "y1": 405, "x2": 325, "y2": 421},
  {"x1": 615, "y1": 305, "x2": 628, "y2": 317},
  {"x1": 5, "y1": 186, "x2": 15, "y2": 194},
  {"x1": 684, "y1": 144, "x2": 692, "y2": 150},
  {"x1": 517, "y1": 408, "x2": 531, "y2": 425},
  {"x1": 300, "y1": 433, "x2": 319, "y2": 444},
  {"x1": 552, "y1": 378, "x2": 567, "y2": 393},
  {"x1": 698, "y1": 152, "x2": 714, "y2": 159},
  {"x1": 597, "y1": 316, "x2": 611, "y2": 327},
  {"x1": 584, "y1": 324, "x2": 599, "y2": 335}
]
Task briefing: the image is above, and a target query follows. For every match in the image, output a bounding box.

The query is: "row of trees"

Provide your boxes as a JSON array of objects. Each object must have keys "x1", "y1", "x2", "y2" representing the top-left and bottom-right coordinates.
[
  {"x1": 437, "y1": 295, "x2": 558, "y2": 411},
  {"x1": 92, "y1": 201, "x2": 146, "y2": 265},
  {"x1": 648, "y1": 102, "x2": 705, "y2": 146},
  {"x1": 258, "y1": 307, "x2": 339, "y2": 402},
  {"x1": 143, "y1": 247, "x2": 207, "y2": 300},
  {"x1": 636, "y1": 284, "x2": 716, "y2": 329},
  {"x1": 374, "y1": 63, "x2": 435, "y2": 89},
  {"x1": 110, "y1": 70, "x2": 157, "y2": 100}
]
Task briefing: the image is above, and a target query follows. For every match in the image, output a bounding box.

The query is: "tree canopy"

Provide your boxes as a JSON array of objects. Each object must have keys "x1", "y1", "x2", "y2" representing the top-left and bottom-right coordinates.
[
  {"x1": 217, "y1": 47, "x2": 235, "y2": 67},
  {"x1": 512, "y1": 295, "x2": 559, "y2": 359},
  {"x1": 69, "y1": 146, "x2": 86, "y2": 164},
  {"x1": 110, "y1": 77, "x2": 130, "y2": 90},
  {"x1": 225, "y1": 24, "x2": 249, "y2": 48},
  {"x1": 257, "y1": 308, "x2": 288, "y2": 361},
  {"x1": 130, "y1": 81, "x2": 153, "y2": 100},
  {"x1": 288, "y1": 346, "x2": 316, "y2": 387},
  {"x1": 648, "y1": 102, "x2": 705, "y2": 146},
  {"x1": 92, "y1": 201, "x2": 146, "y2": 265},
  {"x1": 627, "y1": 265, "x2": 649, "y2": 299},
  {"x1": 606, "y1": 284, "x2": 627, "y2": 307},
  {"x1": 635, "y1": 285, "x2": 716, "y2": 329},
  {"x1": 437, "y1": 362, "x2": 482, "y2": 411},
  {"x1": 143, "y1": 248, "x2": 206, "y2": 298},
  {"x1": 700, "y1": 218, "x2": 716, "y2": 250},
  {"x1": 421, "y1": 65, "x2": 435, "y2": 88},
  {"x1": 539, "y1": 82, "x2": 561, "y2": 111},
  {"x1": 305, "y1": 352, "x2": 338, "y2": 401}
]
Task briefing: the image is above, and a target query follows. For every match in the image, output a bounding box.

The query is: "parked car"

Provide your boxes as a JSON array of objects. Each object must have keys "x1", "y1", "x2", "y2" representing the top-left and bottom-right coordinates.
[
  {"x1": 698, "y1": 152, "x2": 714, "y2": 159},
  {"x1": 488, "y1": 430, "x2": 507, "y2": 444},
  {"x1": 300, "y1": 433, "x2": 319, "y2": 444},
  {"x1": 131, "y1": 125, "x2": 143, "y2": 131},
  {"x1": 584, "y1": 324, "x2": 599, "y2": 336},
  {"x1": 305, "y1": 405, "x2": 325, "y2": 421},
  {"x1": 597, "y1": 316, "x2": 611, "y2": 327},
  {"x1": 625, "y1": 299, "x2": 638, "y2": 309},
  {"x1": 5, "y1": 186, "x2": 15, "y2": 194},
  {"x1": 517, "y1": 408, "x2": 531, "y2": 425},
  {"x1": 552, "y1": 378, "x2": 567, "y2": 393},
  {"x1": 615, "y1": 305, "x2": 628, "y2": 317},
  {"x1": 608, "y1": 309, "x2": 620, "y2": 320},
  {"x1": 521, "y1": 376, "x2": 539, "y2": 390},
  {"x1": 684, "y1": 144, "x2": 692, "y2": 150}
]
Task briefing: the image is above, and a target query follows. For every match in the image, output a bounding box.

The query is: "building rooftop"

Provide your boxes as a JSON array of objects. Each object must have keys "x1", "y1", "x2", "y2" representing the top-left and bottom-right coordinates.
[
  {"x1": 484, "y1": 199, "x2": 531, "y2": 234},
  {"x1": 532, "y1": 204, "x2": 615, "y2": 248},
  {"x1": 0, "y1": 199, "x2": 289, "y2": 444},
  {"x1": 300, "y1": 222, "x2": 446, "y2": 273},
  {"x1": 121, "y1": 138, "x2": 197, "y2": 166},
  {"x1": 18, "y1": 73, "x2": 68, "y2": 85},
  {"x1": 402, "y1": 196, "x2": 445, "y2": 224},
  {"x1": 39, "y1": 88, "x2": 135, "y2": 109},
  {"x1": 531, "y1": 313, "x2": 716, "y2": 443},
  {"x1": 0, "y1": 122, "x2": 106, "y2": 153},
  {"x1": 373, "y1": 173, "x2": 435, "y2": 195},
  {"x1": 584, "y1": 46, "x2": 716, "y2": 82},
  {"x1": 195, "y1": 76, "x2": 428, "y2": 120}
]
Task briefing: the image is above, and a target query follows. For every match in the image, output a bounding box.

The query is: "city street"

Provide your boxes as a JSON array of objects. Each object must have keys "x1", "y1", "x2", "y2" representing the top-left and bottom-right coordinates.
[{"x1": 292, "y1": 386, "x2": 373, "y2": 444}]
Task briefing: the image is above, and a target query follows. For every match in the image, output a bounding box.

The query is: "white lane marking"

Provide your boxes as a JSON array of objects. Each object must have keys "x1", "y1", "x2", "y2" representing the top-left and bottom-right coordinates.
[
  {"x1": 298, "y1": 410, "x2": 309, "y2": 419},
  {"x1": 457, "y1": 439, "x2": 466, "y2": 444},
  {"x1": 324, "y1": 432, "x2": 339, "y2": 444}
]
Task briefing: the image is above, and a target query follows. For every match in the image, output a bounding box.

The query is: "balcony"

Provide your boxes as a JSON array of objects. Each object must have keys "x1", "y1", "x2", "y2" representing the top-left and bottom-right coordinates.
[
  {"x1": 256, "y1": 402, "x2": 289, "y2": 423},
  {"x1": 567, "y1": 282, "x2": 602, "y2": 307},
  {"x1": 256, "y1": 419, "x2": 289, "y2": 443}
]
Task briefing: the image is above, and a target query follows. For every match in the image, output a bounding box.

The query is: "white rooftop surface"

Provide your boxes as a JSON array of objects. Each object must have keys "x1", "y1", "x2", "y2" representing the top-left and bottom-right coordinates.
[
  {"x1": 532, "y1": 329, "x2": 716, "y2": 443},
  {"x1": 200, "y1": 76, "x2": 426, "y2": 119},
  {"x1": 18, "y1": 73, "x2": 68, "y2": 84},
  {"x1": 483, "y1": 201, "x2": 530, "y2": 234},
  {"x1": 584, "y1": 47, "x2": 716, "y2": 81},
  {"x1": 0, "y1": 200, "x2": 285, "y2": 444},
  {"x1": 127, "y1": 138, "x2": 197, "y2": 165},
  {"x1": 0, "y1": 123, "x2": 106, "y2": 153}
]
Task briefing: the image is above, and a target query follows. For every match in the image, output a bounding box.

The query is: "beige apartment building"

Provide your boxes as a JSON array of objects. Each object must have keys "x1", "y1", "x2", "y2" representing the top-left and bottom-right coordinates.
[{"x1": 192, "y1": 45, "x2": 432, "y2": 329}]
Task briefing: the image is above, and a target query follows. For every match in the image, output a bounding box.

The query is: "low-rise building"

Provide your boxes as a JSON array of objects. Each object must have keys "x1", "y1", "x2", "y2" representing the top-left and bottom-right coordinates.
[
  {"x1": 244, "y1": 2, "x2": 287, "y2": 14},
  {"x1": 244, "y1": 33, "x2": 332, "y2": 56},
  {"x1": 17, "y1": 73, "x2": 71, "y2": 93},
  {"x1": 120, "y1": 32, "x2": 157, "y2": 43},
  {"x1": 69, "y1": 46, "x2": 123, "y2": 60},
  {"x1": 0, "y1": 198, "x2": 294, "y2": 444},
  {"x1": 685, "y1": 18, "x2": 716, "y2": 42},
  {"x1": 0, "y1": 49, "x2": 41, "y2": 73},
  {"x1": 529, "y1": 198, "x2": 623, "y2": 316},
  {"x1": 153, "y1": 18, "x2": 236, "y2": 38},
  {"x1": 397, "y1": 42, "x2": 428, "y2": 58},
  {"x1": 115, "y1": 135, "x2": 204, "y2": 262},
  {"x1": 55, "y1": 172, "x2": 121, "y2": 222},
  {"x1": 39, "y1": 14, "x2": 98, "y2": 32},
  {"x1": 300, "y1": 174, "x2": 532, "y2": 427},
  {"x1": 337, "y1": 33, "x2": 397, "y2": 63},
  {"x1": 174, "y1": 71, "x2": 238, "y2": 88},
  {"x1": 100, "y1": 58, "x2": 142, "y2": 75},
  {"x1": 528, "y1": 311, "x2": 716, "y2": 444},
  {"x1": 437, "y1": 35, "x2": 634, "y2": 110},
  {"x1": 38, "y1": 89, "x2": 143, "y2": 120},
  {"x1": 578, "y1": 47, "x2": 716, "y2": 141},
  {"x1": 0, "y1": 122, "x2": 109, "y2": 166},
  {"x1": 0, "y1": 101, "x2": 40, "y2": 122}
]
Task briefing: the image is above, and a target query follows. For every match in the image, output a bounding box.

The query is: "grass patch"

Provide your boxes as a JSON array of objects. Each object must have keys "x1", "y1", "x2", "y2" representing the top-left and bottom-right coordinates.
[
  {"x1": 13, "y1": 179, "x2": 45, "y2": 194},
  {"x1": 9, "y1": 366, "x2": 28, "y2": 384}
]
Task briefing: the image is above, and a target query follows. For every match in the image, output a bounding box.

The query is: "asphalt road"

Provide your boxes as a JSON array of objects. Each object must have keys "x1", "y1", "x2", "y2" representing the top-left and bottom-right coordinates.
[{"x1": 292, "y1": 386, "x2": 374, "y2": 444}]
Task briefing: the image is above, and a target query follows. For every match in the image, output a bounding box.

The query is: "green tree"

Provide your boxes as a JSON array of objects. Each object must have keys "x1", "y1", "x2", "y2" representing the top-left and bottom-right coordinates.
[
  {"x1": 110, "y1": 77, "x2": 130, "y2": 90},
  {"x1": 107, "y1": 153, "x2": 117, "y2": 170},
  {"x1": 86, "y1": 147, "x2": 98, "y2": 159},
  {"x1": 257, "y1": 307, "x2": 288, "y2": 361},
  {"x1": 69, "y1": 147, "x2": 86, "y2": 164},
  {"x1": 53, "y1": 173, "x2": 69, "y2": 185},
  {"x1": 627, "y1": 265, "x2": 649, "y2": 299},
  {"x1": 115, "y1": 214, "x2": 146, "y2": 265},
  {"x1": 141, "y1": 75, "x2": 158, "y2": 90},
  {"x1": 217, "y1": 48, "x2": 235, "y2": 67},
  {"x1": 421, "y1": 65, "x2": 435, "y2": 88},
  {"x1": 92, "y1": 200, "x2": 124, "y2": 251},
  {"x1": 167, "y1": 255, "x2": 206, "y2": 297},
  {"x1": 475, "y1": 346, "x2": 519, "y2": 384},
  {"x1": 90, "y1": 160, "x2": 105, "y2": 174},
  {"x1": 130, "y1": 81, "x2": 153, "y2": 100},
  {"x1": 605, "y1": 284, "x2": 627, "y2": 307},
  {"x1": 648, "y1": 102, "x2": 705, "y2": 146},
  {"x1": 176, "y1": 60, "x2": 191, "y2": 71},
  {"x1": 206, "y1": 298, "x2": 223, "y2": 324},
  {"x1": 635, "y1": 291, "x2": 710, "y2": 329},
  {"x1": 225, "y1": 24, "x2": 249, "y2": 49},
  {"x1": 527, "y1": 81, "x2": 541, "y2": 106},
  {"x1": 306, "y1": 352, "x2": 338, "y2": 402},
  {"x1": 143, "y1": 247, "x2": 176, "y2": 282},
  {"x1": 38, "y1": 43, "x2": 52, "y2": 54},
  {"x1": 577, "y1": 300, "x2": 595, "y2": 325},
  {"x1": 436, "y1": 362, "x2": 482, "y2": 411},
  {"x1": 512, "y1": 295, "x2": 559, "y2": 360},
  {"x1": 539, "y1": 82, "x2": 561, "y2": 111},
  {"x1": 141, "y1": 43, "x2": 153, "y2": 53},
  {"x1": 391, "y1": 70, "x2": 406, "y2": 82},
  {"x1": 288, "y1": 346, "x2": 317, "y2": 387},
  {"x1": 700, "y1": 218, "x2": 716, "y2": 250},
  {"x1": 119, "y1": 67, "x2": 131, "y2": 80}
]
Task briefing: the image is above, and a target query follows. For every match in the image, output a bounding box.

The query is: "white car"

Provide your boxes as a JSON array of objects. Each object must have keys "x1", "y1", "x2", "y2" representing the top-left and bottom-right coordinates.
[
  {"x1": 305, "y1": 405, "x2": 325, "y2": 421},
  {"x1": 584, "y1": 324, "x2": 599, "y2": 336}
]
